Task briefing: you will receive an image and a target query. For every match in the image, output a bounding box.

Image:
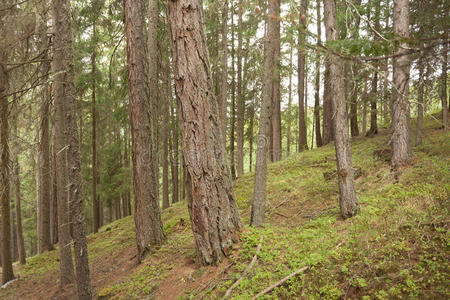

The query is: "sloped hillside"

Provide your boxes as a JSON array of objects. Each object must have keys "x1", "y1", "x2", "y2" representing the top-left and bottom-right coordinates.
[{"x1": 1, "y1": 116, "x2": 449, "y2": 299}]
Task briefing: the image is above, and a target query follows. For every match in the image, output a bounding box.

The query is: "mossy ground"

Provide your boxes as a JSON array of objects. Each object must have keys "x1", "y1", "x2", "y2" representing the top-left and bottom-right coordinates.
[{"x1": 1, "y1": 115, "x2": 448, "y2": 299}]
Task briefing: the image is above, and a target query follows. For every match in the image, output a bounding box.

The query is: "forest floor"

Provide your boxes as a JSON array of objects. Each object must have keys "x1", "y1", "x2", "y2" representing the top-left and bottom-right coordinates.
[{"x1": 1, "y1": 115, "x2": 449, "y2": 299}]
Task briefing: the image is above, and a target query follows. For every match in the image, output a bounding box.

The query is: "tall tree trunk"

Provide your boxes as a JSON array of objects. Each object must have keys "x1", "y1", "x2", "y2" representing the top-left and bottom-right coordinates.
[
  {"x1": 322, "y1": 60, "x2": 333, "y2": 145},
  {"x1": 362, "y1": 78, "x2": 367, "y2": 134},
  {"x1": 0, "y1": 9, "x2": 15, "y2": 283},
  {"x1": 124, "y1": 0, "x2": 165, "y2": 260},
  {"x1": 92, "y1": 20, "x2": 100, "y2": 233},
  {"x1": 298, "y1": 0, "x2": 308, "y2": 152},
  {"x1": 441, "y1": 28, "x2": 448, "y2": 130},
  {"x1": 236, "y1": 0, "x2": 244, "y2": 175},
  {"x1": 169, "y1": 94, "x2": 179, "y2": 204},
  {"x1": 12, "y1": 111, "x2": 26, "y2": 264},
  {"x1": 167, "y1": 0, "x2": 241, "y2": 265},
  {"x1": 367, "y1": 72, "x2": 378, "y2": 136},
  {"x1": 391, "y1": 0, "x2": 412, "y2": 169},
  {"x1": 220, "y1": 0, "x2": 228, "y2": 145},
  {"x1": 314, "y1": 0, "x2": 322, "y2": 148},
  {"x1": 230, "y1": 9, "x2": 236, "y2": 180},
  {"x1": 415, "y1": 51, "x2": 424, "y2": 146},
  {"x1": 53, "y1": 0, "x2": 92, "y2": 297},
  {"x1": 271, "y1": 0, "x2": 282, "y2": 161},
  {"x1": 324, "y1": 0, "x2": 359, "y2": 218},
  {"x1": 37, "y1": 2, "x2": 52, "y2": 253},
  {"x1": 287, "y1": 45, "x2": 293, "y2": 157},
  {"x1": 250, "y1": 0, "x2": 276, "y2": 226},
  {"x1": 162, "y1": 57, "x2": 170, "y2": 210},
  {"x1": 50, "y1": 126, "x2": 58, "y2": 245}
]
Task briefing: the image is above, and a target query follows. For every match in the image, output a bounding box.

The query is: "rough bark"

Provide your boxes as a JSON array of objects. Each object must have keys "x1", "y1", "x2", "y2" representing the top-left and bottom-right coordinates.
[
  {"x1": 92, "y1": 20, "x2": 100, "y2": 233},
  {"x1": 415, "y1": 52, "x2": 424, "y2": 146},
  {"x1": 314, "y1": 0, "x2": 323, "y2": 148},
  {"x1": 167, "y1": 0, "x2": 241, "y2": 265},
  {"x1": 124, "y1": 0, "x2": 165, "y2": 260},
  {"x1": 220, "y1": 0, "x2": 228, "y2": 145},
  {"x1": 52, "y1": 0, "x2": 75, "y2": 286},
  {"x1": 1, "y1": 46, "x2": 14, "y2": 282},
  {"x1": 367, "y1": 72, "x2": 378, "y2": 136},
  {"x1": 271, "y1": 0, "x2": 282, "y2": 162},
  {"x1": 250, "y1": 0, "x2": 276, "y2": 227},
  {"x1": 322, "y1": 59, "x2": 333, "y2": 145},
  {"x1": 230, "y1": 11, "x2": 236, "y2": 180},
  {"x1": 162, "y1": 57, "x2": 170, "y2": 210},
  {"x1": 236, "y1": 0, "x2": 244, "y2": 176},
  {"x1": 53, "y1": 0, "x2": 92, "y2": 297},
  {"x1": 37, "y1": 3, "x2": 52, "y2": 253},
  {"x1": 391, "y1": 0, "x2": 412, "y2": 169},
  {"x1": 441, "y1": 28, "x2": 448, "y2": 130},
  {"x1": 324, "y1": 0, "x2": 359, "y2": 218},
  {"x1": 298, "y1": 0, "x2": 308, "y2": 152},
  {"x1": 12, "y1": 112, "x2": 26, "y2": 264}
]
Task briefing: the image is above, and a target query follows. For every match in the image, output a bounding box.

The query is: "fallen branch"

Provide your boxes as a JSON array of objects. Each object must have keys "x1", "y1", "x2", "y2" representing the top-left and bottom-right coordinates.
[
  {"x1": 252, "y1": 266, "x2": 309, "y2": 299},
  {"x1": 223, "y1": 236, "x2": 264, "y2": 299}
]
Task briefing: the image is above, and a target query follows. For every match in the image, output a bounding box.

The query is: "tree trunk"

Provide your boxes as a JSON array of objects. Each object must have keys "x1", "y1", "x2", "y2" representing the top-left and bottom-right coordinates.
[
  {"x1": 92, "y1": 20, "x2": 100, "y2": 233},
  {"x1": 37, "y1": 3, "x2": 52, "y2": 253},
  {"x1": 230, "y1": 10, "x2": 236, "y2": 180},
  {"x1": 349, "y1": 67, "x2": 360, "y2": 137},
  {"x1": 324, "y1": 0, "x2": 359, "y2": 218},
  {"x1": 250, "y1": 0, "x2": 277, "y2": 227},
  {"x1": 0, "y1": 10, "x2": 15, "y2": 283},
  {"x1": 12, "y1": 107, "x2": 26, "y2": 265},
  {"x1": 391, "y1": 0, "x2": 412, "y2": 169},
  {"x1": 236, "y1": 0, "x2": 244, "y2": 176},
  {"x1": 53, "y1": 0, "x2": 92, "y2": 297},
  {"x1": 367, "y1": 71, "x2": 378, "y2": 136},
  {"x1": 362, "y1": 78, "x2": 367, "y2": 135},
  {"x1": 271, "y1": 0, "x2": 282, "y2": 161},
  {"x1": 441, "y1": 28, "x2": 448, "y2": 130},
  {"x1": 314, "y1": 0, "x2": 322, "y2": 148},
  {"x1": 50, "y1": 126, "x2": 58, "y2": 245},
  {"x1": 322, "y1": 59, "x2": 333, "y2": 145},
  {"x1": 287, "y1": 45, "x2": 293, "y2": 157},
  {"x1": 124, "y1": 0, "x2": 165, "y2": 260},
  {"x1": 220, "y1": 0, "x2": 228, "y2": 145},
  {"x1": 415, "y1": 52, "x2": 424, "y2": 146},
  {"x1": 298, "y1": 0, "x2": 308, "y2": 152},
  {"x1": 162, "y1": 57, "x2": 170, "y2": 210},
  {"x1": 167, "y1": 0, "x2": 241, "y2": 265}
]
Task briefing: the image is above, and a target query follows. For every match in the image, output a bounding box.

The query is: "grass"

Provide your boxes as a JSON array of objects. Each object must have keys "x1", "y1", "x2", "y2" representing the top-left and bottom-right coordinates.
[{"x1": 1, "y1": 115, "x2": 448, "y2": 299}]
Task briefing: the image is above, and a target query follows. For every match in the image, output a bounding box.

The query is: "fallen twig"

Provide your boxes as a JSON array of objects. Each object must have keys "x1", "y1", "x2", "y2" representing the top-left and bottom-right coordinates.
[
  {"x1": 223, "y1": 236, "x2": 264, "y2": 299},
  {"x1": 252, "y1": 266, "x2": 309, "y2": 299}
]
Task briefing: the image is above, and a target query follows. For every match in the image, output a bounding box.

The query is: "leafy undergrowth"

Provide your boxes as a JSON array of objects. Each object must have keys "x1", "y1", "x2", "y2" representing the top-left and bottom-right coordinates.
[{"x1": 1, "y1": 116, "x2": 448, "y2": 299}]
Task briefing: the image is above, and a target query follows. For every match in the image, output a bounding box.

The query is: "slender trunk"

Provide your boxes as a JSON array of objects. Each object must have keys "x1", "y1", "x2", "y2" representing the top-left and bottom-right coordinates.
[
  {"x1": 12, "y1": 107, "x2": 26, "y2": 264},
  {"x1": 322, "y1": 59, "x2": 333, "y2": 145},
  {"x1": 324, "y1": 0, "x2": 359, "y2": 218},
  {"x1": 249, "y1": 102, "x2": 254, "y2": 171},
  {"x1": 441, "y1": 28, "x2": 448, "y2": 130},
  {"x1": 271, "y1": 0, "x2": 282, "y2": 161},
  {"x1": 236, "y1": 0, "x2": 244, "y2": 175},
  {"x1": 250, "y1": 0, "x2": 276, "y2": 226},
  {"x1": 349, "y1": 69, "x2": 359, "y2": 137},
  {"x1": 287, "y1": 45, "x2": 293, "y2": 157},
  {"x1": 362, "y1": 78, "x2": 367, "y2": 135},
  {"x1": 220, "y1": 0, "x2": 228, "y2": 144},
  {"x1": 167, "y1": 0, "x2": 241, "y2": 265},
  {"x1": 0, "y1": 9, "x2": 15, "y2": 283},
  {"x1": 162, "y1": 58, "x2": 170, "y2": 210},
  {"x1": 314, "y1": 0, "x2": 322, "y2": 148},
  {"x1": 169, "y1": 96, "x2": 179, "y2": 204},
  {"x1": 367, "y1": 71, "x2": 378, "y2": 136},
  {"x1": 50, "y1": 126, "x2": 58, "y2": 245},
  {"x1": 92, "y1": 20, "x2": 100, "y2": 233},
  {"x1": 298, "y1": 0, "x2": 308, "y2": 152},
  {"x1": 124, "y1": 0, "x2": 165, "y2": 260},
  {"x1": 415, "y1": 52, "x2": 424, "y2": 146},
  {"x1": 53, "y1": 0, "x2": 92, "y2": 296},
  {"x1": 230, "y1": 10, "x2": 236, "y2": 179},
  {"x1": 391, "y1": 0, "x2": 412, "y2": 169}
]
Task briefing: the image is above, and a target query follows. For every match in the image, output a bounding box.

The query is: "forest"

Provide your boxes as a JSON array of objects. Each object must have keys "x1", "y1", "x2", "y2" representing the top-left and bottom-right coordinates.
[{"x1": 0, "y1": 0, "x2": 449, "y2": 299}]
